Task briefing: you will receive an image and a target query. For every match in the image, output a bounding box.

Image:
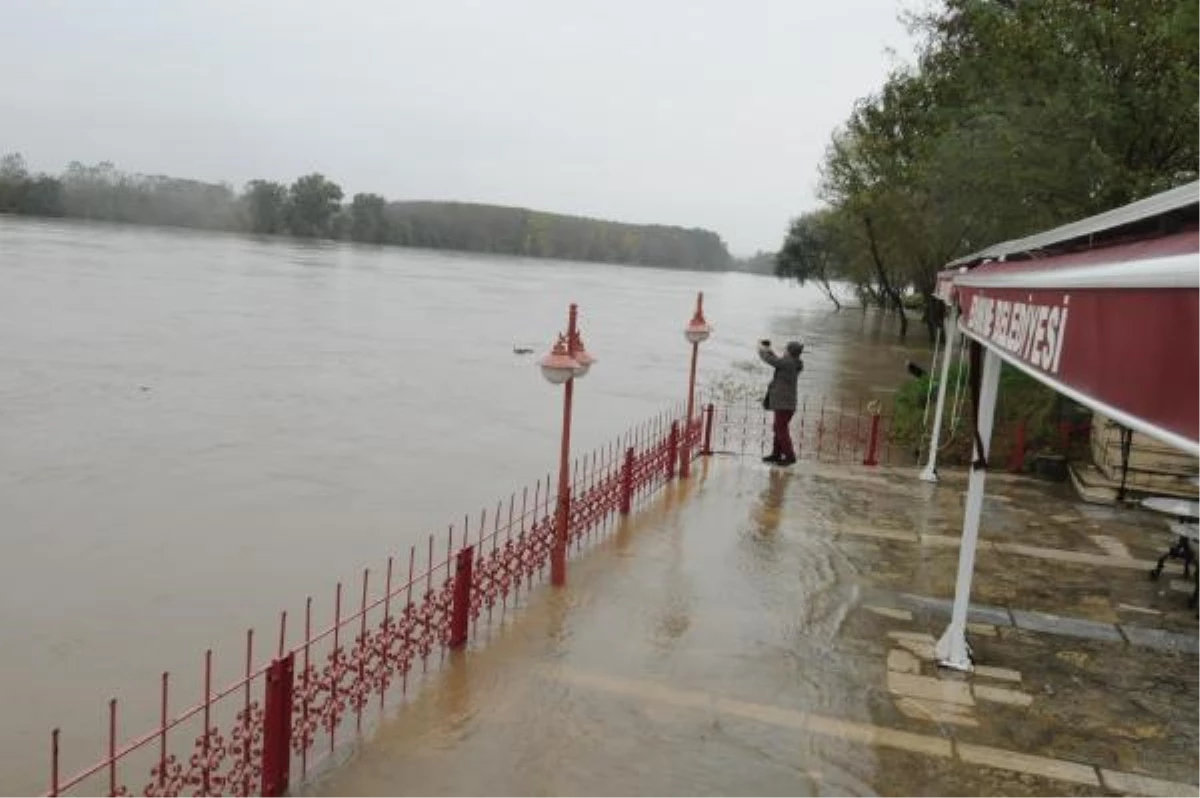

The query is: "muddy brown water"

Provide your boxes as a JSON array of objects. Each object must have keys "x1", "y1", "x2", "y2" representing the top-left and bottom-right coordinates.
[{"x1": 0, "y1": 216, "x2": 922, "y2": 793}]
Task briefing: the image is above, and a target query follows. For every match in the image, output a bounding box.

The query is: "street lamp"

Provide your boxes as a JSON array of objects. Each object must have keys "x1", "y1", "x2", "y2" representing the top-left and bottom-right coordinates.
[
  {"x1": 680, "y1": 291, "x2": 711, "y2": 478},
  {"x1": 572, "y1": 332, "x2": 595, "y2": 378},
  {"x1": 539, "y1": 334, "x2": 577, "y2": 384},
  {"x1": 538, "y1": 303, "x2": 594, "y2": 587}
]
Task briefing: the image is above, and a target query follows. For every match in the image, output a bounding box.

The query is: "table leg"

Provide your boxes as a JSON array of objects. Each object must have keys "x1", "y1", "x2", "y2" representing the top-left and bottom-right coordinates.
[{"x1": 1150, "y1": 535, "x2": 1195, "y2": 579}]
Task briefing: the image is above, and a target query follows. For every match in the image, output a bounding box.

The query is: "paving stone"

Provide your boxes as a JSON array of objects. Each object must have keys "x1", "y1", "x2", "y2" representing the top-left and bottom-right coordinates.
[
  {"x1": 887, "y1": 671, "x2": 974, "y2": 706},
  {"x1": 1011, "y1": 609, "x2": 1123, "y2": 642},
  {"x1": 887, "y1": 648, "x2": 921, "y2": 674},
  {"x1": 865, "y1": 605, "x2": 914, "y2": 622},
  {"x1": 843, "y1": 526, "x2": 918, "y2": 543},
  {"x1": 892, "y1": 638, "x2": 937, "y2": 661},
  {"x1": 873, "y1": 724, "x2": 955, "y2": 758},
  {"x1": 919, "y1": 533, "x2": 965, "y2": 548},
  {"x1": 973, "y1": 684, "x2": 1034, "y2": 707},
  {"x1": 1000, "y1": 541, "x2": 1157, "y2": 570},
  {"x1": 1100, "y1": 769, "x2": 1200, "y2": 797},
  {"x1": 806, "y1": 714, "x2": 954, "y2": 758},
  {"x1": 956, "y1": 743, "x2": 1099, "y2": 786},
  {"x1": 966, "y1": 623, "x2": 997, "y2": 637},
  {"x1": 1117, "y1": 602, "x2": 1162, "y2": 616},
  {"x1": 964, "y1": 604, "x2": 1015, "y2": 627},
  {"x1": 894, "y1": 593, "x2": 1013, "y2": 626},
  {"x1": 894, "y1": 696, "x2": 978, "y2": 728},
  {"x1": 1119, "y1": 625, "x2": 1200, "y2": 655},
  {"x1": 1076, "y1": 505, "x2": 1121, "y2": 522},
  {"x1": 894, "y1": 593, "x2": 953, "y2": 614},
  {"x1": 972, "y1": 664, "x2": 1021, "y2": 683},
  {"x1": 1090, "y1": 534, "x2": 1132, "y2": 559}
]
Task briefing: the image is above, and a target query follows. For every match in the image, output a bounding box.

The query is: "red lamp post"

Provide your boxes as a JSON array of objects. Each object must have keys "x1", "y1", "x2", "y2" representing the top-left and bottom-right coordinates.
[
  {"x1": 679, "y1": 292, "x2": 711, "y2": 478},
  {"x1": 538, "y1": 303, "x2": 595, "y2": 587}
]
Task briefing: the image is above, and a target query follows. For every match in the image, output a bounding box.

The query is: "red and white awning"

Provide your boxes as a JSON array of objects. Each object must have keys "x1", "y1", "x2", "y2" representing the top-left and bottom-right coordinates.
[
  {"x1": 935, "y1": 268, "x2": 960, "y2": 302},
  {"x1": 929, "y1": 186, "x2": 1198, "y2": 674},
  {"x1": 951, "y1": 230, "x2": 1199, "y2": 454}
]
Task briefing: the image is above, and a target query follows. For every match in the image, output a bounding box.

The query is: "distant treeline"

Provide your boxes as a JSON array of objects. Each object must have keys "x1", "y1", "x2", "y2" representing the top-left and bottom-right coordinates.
[
  {"x1": 731, "y1": 251, "x2": 775, "y2": 275},
  {"x1": 0, "y1": 154, "x2": 732, "y2": 271}
]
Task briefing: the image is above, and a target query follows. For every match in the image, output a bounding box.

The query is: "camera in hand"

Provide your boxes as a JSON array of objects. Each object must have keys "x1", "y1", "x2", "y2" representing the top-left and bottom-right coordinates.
[{"x1": 760, "y1": 339, "x2": 771, "y2": 347}]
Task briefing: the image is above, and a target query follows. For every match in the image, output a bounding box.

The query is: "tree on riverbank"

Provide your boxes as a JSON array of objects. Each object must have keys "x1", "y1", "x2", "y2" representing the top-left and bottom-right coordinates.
[
  {"x1": 786, "y1": 0, "x2": 1199, "y2": 341},
  {"x1": 0, "y1": 156, "x2": 732, "y2": 271},
  {"x1": 774, "y1": 211, "x2": 843, "y2": 310}
]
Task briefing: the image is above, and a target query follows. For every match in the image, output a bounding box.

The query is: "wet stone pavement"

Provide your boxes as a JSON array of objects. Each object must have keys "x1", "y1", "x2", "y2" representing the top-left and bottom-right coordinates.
[{"x1": 308, "y1": 458, "x2": 1199, "y2": 797}]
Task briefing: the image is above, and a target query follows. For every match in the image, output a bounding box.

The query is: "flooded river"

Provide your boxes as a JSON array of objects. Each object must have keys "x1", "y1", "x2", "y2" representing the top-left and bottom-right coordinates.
[{"x1": 0, "y1": 216, "x2": 919, "y2": 792}]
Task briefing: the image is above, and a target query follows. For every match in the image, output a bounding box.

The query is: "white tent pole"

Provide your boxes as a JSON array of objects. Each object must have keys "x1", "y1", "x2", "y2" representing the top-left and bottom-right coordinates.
[
  {"x1": 919, "y1": 303, "x2": 959, "y2": 483},
  {"x1": 948, "y1": 334, "x2": 969, "y2": 430},
  {"x1": 921, "y1": 327, "x2": 942, "y2": 430},
  {"x1": 936, "y1": 344, "x2": 1002, "y2": 672}
]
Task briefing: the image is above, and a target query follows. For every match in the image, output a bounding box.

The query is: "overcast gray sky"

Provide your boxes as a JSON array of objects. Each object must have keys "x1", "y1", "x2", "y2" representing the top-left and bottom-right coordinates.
[{"x1": 2, "y1": 0, "x2": 919, "y2": 254}]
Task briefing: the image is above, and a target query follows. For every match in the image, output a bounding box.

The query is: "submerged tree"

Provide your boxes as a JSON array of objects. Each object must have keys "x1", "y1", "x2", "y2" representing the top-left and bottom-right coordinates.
[
  {"x1": 242, "y1": 180, "x2": 288, "y2": 235},
  {"x1": 286, "y1": 173, "x2": 343, "y2": 238},
  {"x1": 349, "y1": 192, "x2": 389, "y2": 244},
  {"x1": 775, "y1": 211, "x2": 843, "y2": 310},
  {"x1": 0, "y1": 153, "x2": 65, "y2": 216}
]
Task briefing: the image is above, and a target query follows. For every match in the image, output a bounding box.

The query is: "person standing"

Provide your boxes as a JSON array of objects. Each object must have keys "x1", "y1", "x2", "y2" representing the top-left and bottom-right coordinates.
[{"x1": 758, "y1": 339, "x2": 804, "y2": 465}]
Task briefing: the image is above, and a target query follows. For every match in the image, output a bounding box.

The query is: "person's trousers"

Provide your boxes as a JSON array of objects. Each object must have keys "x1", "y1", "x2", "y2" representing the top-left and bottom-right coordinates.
[{"x1": 772, "y1": 409, "x2": 796, "y2": 459}]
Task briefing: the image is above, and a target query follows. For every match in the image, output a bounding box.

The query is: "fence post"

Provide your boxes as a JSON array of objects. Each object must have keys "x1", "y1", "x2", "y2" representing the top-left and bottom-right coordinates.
[
  {"x1": 701, "y1": 404, "x2": 715, "y2": 456},
  {"x1": 666, "y1": 421, "x2": 679, "y2": 480},
  {"x1": 619, "y1": 446, "x2": 634, "y2": 514},
  {"x1": 1008, "y1": 420, "x2": 1026, "y2": 473},
  {"x1": 449, "y1": 546, "x2": 474, "y2": 649},
  {"x1": 261, "y1": 653, "x2": 295, "y2": 798},
  {"x1": 862, "y1": 401, "x2": 881, "y2": 467}
]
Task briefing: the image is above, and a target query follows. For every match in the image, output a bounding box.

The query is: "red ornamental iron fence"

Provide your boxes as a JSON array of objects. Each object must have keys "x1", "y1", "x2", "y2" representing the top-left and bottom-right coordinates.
[
  {"x1": 710, "y1": 394, "x2": 898, "y2": 466},
  {"x1": 48, "y1": 404, "x2": 703, "y2": 797},
  {"x1": 708, "y1": 394, "x2": 1090, "y2": 473},
  {"x1": 44, "y1": 394, "x2": 1067, "y2": 796}
]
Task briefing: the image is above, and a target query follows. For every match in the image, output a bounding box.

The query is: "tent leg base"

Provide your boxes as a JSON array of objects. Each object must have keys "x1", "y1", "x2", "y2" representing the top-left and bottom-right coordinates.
[
  {"x1": 919, "y1": 466, "x2": 939, "y2": 484},
  {"x1": 935, "y1": 626, "x2": 974, "y2": 672}
]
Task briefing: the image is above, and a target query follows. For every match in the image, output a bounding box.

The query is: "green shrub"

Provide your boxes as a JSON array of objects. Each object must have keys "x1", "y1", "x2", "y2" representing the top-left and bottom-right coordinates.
[{"x1": 893, "y1": 359, "x2": 1085, "y2": 467}]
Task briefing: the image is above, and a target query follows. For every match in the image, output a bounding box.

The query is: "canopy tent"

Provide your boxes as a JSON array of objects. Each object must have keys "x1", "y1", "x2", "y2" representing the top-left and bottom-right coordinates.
[
  {"x1": 945, "y1": 180, "x2": 1199, "y2": 269},
  {"x1": 918, "y1": 183, "x2": 1199, "y2": 671}
]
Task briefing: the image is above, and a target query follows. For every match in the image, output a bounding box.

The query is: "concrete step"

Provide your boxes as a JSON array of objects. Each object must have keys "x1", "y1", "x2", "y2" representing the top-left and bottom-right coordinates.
[{"x1": 1069, "y1": 461, "x2": 1198, "y2": 506}]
